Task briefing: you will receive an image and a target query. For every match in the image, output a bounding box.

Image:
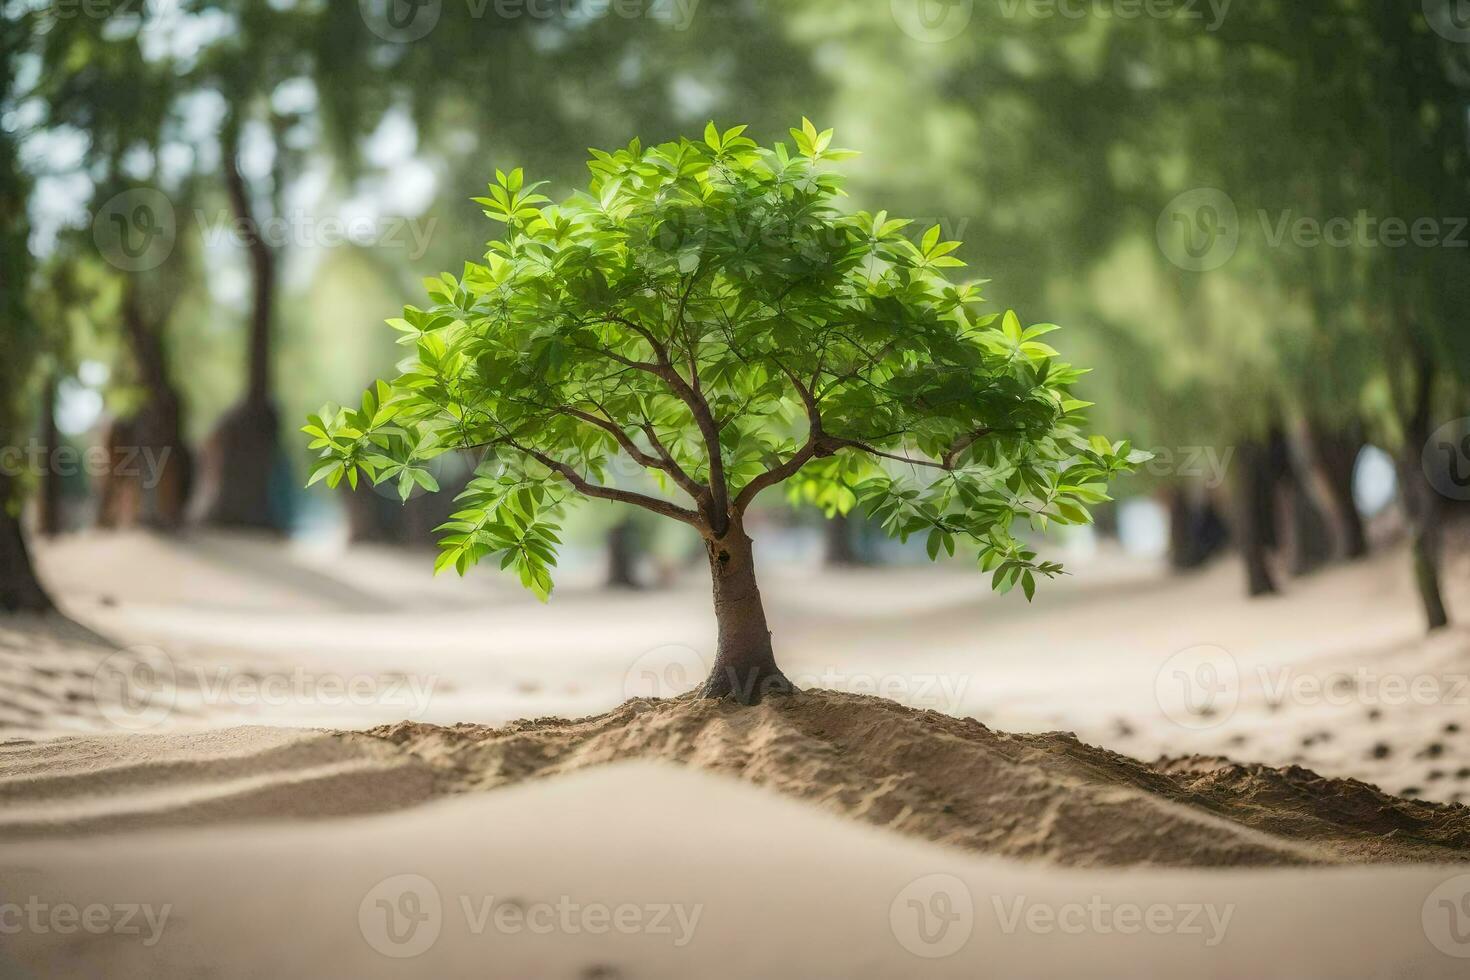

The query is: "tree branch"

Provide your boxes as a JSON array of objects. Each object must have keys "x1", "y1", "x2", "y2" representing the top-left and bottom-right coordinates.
[
  {"x1": 560, "y1": 406, "x2": 710, "y2": 507},
  {"x1": 579, "y1": 313, "x2": 731, "y2": 530},
  {"x1": 508, "y1": 440, "x2": 706, "y2": 529},
  {"x1": 733, "y1": 435, "x2": 824, "y2": 511}
]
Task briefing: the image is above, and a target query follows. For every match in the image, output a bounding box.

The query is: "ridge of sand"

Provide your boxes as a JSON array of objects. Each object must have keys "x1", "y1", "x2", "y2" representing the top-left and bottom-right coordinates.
[
  {"x1": 8, "y1": 762, "x2": 1467, "y2": 979},
  {"x1": 368, "y1": 689, "x2": 1470, "y2": 868},
  {"x1": 7, "y1": 688, "x2": 1470, "y2": 869},
  {"x1": 0, "y1": 726, "x2": 434, "y2": 839}
]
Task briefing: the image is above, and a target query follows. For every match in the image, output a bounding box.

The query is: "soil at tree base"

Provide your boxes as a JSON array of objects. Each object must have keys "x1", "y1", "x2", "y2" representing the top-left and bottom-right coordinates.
[{"x1": 369, "y1": 689, "x2": 1470, "y2": 868}]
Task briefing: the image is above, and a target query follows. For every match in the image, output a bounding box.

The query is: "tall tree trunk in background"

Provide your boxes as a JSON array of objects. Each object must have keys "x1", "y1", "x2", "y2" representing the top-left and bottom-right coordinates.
[
  {"x1": 345, "y1": 484, "x2": 403, "y2": 545},
  {"x1": 700, "y1": 522, "x2": 792, "y2": 703},
  {"x1": 1167, "y1": 483, "x2": 1228, "y2": 571},
  {"x1": 1282, "y1": 424, "x2": 1335, "y2": 576},
  {"x1": 606, "y1": 517, "x2": 641, "y2": 589},
  {"x1": 1091, "y1": 499, "x2": 1120, "y2": 541},
  {"x1": 1235, "y1": 440, "x2": 1280, "y2": 597},
  {"x1": 1397, "y1": 358, "x2": 1449, "y2": 631},
  {"x1": 120, "y1": 285, "x2": 192, "y2": 529},
  {"x1": 1312, "y1": 423, "x2": 1368, "y2": 560},
  {"x1": 346, "y1": 455, "x2": 471, "y2": 547},
  {"x1": 35, "y1": 373, "x2": 62, "y2": 538},
  {"x1": 192, "y1": 132, "x2": 281, "y2": 531},
  {"x1": 0, "y1": 473, "x2": 52, "y2": 614},
  {"x1": 824, "y1": 512, "x2": 868, "y2": 567}
]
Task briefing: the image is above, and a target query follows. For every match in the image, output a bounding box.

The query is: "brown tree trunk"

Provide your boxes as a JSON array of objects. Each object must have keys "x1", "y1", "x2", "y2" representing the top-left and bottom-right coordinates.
[
  {"x1": 0, "y1": 474, "x2": 52, "y2": 614},
  {"x1": 191, "y1": 400, "x2": 281, "y2": 531},
  {"x1": 1312, "y1": 424, "x2": 1368, "y2": 560},
  {"x1": 345, "y1": 483, "x2": 403, "y2": 545},
  {"x1": 1167, "y1": 483, "x2": 1227, "y2": 571},
  {"x1": 36, "y1": 373, "x2": 62, "y2": 538},
  {"x1": 1235, "y1": 440, "x2": 1280, "y2": 597},
  {"x1": 606, "y1": 518, "x2": 641, "y2": 589},
  {"x1": 1399, "y1": 457, "x2": 1449, "y2": 631},
  {"x1": 193, "y1": 131, "x2": 281, "y2": 531},
  {"x1": 120, "y1": 285, "x2": 192, "y2": 529},
  {"x1": 699, "y1": 523, "x2": 793, "y2": 703},
  {"x1": 95, "y1": 416, "x2": 140, "y2": 530},
  {"x1": 1284, "y1": 466, "x2": 1334, "y2": 576},
  {"x1": 1397, "y1": 358, "x2": 1450, "y2": 631},
  {"x1": 824, "y1": 512, "x2": 867, "y2": 567}
]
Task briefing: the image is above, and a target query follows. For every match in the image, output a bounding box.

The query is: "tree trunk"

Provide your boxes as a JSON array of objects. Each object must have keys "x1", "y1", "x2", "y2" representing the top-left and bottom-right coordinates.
[
  {"x1": 36, "y1": 373, "x2": 62, "y2": 538},
  {"x1": 699, "y1": 524, "x2": 793, "y2": 703},
  {"x1": 1399, "y1": 455, "x2": 1450, "y2": 631},
  {"x1": 1313, "y1": 425, "x2": 1368, "y2": 560},
  {"x1": 1167, "y1": 483, "x2": 1228, "y2": 571},
  {"x1": 0, "y1": 474, "x2": 52, "y2": 614},
  {"x1": 1283, "y1": 465, "x2": 1334, "y2": 576},
  {"x1": 95, "y1": 415, "x2": 140, "y2": 530},
  {"x1": 191, "y1": 399, "x2": 281, "y2": 531},
  {"x1": 120, "y1": 285, "x2": 192, "y2": 529},
  {"x1": 606, "y1": 518, "x2": 641, "y2": 589},
  {"x1": 824, "y1": 512, "x2": 866, "y2": 567},
  {"x1": 1235, "y1": 440, "x2": 1280, "y2": 597},
  {"x1": 345, "y1": 483, "x2": 403, "y2": 545},
  {"x1": 1397, "y1": 359, "x2": 1450, "y2": 631},
  {"x1": 193, "y1": 131, "x2": 281, "y2": 530}
]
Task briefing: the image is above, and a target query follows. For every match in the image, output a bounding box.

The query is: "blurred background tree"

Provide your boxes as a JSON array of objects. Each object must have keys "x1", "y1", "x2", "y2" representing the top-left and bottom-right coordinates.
[{"x1": 3, "y1": 0, "x2": 1466, "y2": 627}]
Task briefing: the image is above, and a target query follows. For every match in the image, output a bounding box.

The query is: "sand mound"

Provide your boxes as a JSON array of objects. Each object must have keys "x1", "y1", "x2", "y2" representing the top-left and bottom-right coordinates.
[
  {"x1": 0, "y1": 726, "x2": 435, "y2": 839},
  {"x1": 371, "y1": 689, "x2": 1470, "y2": 868}
]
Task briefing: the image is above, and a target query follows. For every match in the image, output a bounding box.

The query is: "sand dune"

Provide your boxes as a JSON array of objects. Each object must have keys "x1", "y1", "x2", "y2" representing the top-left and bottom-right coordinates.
[
  {"x1": 6, "y1": 532, "x2": 1470, "y2": 976},
  {"x1": 0, "y1": 726, "x2": 433, "y2": 840},
  {"x1": 6, "y1": 692, "x2": 1469, "y2": 869},
  {"x1": 4, "y1": 761, "x2": 1468, "y2": 979},
  {"x1": 374, "y1": 689, "x2": 1470, "y2": 867}
]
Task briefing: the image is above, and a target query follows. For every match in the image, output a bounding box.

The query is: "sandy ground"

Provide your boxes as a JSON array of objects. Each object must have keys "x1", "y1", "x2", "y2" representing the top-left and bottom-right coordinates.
[
  {"x1": 10, "y1": 527, "x2": 1470, "y2": 801},
  {"x1": 3, "y1": 529, "x2": 1470, "y2": 975},
  {"x1": 5, "y1": 761, "x2": 1469, "y2": 979}
]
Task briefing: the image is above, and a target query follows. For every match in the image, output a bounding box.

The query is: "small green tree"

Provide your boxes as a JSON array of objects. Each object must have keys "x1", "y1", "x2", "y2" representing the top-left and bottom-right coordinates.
[{"x1": 306, "y1": 121, "x2": 1142, "y2": 702}]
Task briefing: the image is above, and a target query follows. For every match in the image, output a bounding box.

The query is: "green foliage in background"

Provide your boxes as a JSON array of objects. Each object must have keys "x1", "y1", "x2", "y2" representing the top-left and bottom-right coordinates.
[
  {"x1": 1, "y1": 10, "x2": 43, "y2": 510},
  {"x1": 307, "y1": 121, "x2": 1142, "y2": 599}
]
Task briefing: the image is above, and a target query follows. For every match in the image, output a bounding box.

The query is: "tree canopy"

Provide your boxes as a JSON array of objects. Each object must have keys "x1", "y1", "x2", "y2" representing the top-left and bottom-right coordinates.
[{"x1": 307, "y1": 120, "x2": 1142, "y2": 600}]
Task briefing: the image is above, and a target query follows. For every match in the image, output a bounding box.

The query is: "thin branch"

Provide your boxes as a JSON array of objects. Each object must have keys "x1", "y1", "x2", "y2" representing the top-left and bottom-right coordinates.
[
  {"x1": 561, "y1": 405, "x2": 710, "y2": 506},
  {"x1": 580, "y1": 312, "x2": 731, "y2": 530},
  {"x1": 733, "y1": 436, "x2": 822, "y2": 511},
  {"x1": 507, "y1": 440, "x2": 706, "y2": 529}
]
